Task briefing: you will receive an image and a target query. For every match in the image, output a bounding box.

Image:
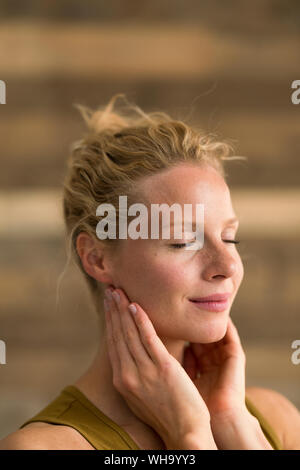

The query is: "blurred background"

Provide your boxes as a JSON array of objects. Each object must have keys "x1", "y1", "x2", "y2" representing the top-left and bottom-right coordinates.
[{"x1": 0, "y1": 0, "x2": 299, "y2": 439}]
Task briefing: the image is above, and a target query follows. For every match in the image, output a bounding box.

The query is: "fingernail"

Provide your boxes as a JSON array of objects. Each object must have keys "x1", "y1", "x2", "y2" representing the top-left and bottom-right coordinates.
[
  {"x1": 112, "y1": 290, "x2": 120, "y2": 303},
  {"x1": 128, "y1": 304, "x2": 137, "y2": 315},
  {"x1": 105, "y1": 288, "x2": 112, "y2": 299},
  {"x1": 103, "y1": 299, "x2": 109, "y2": 311}
]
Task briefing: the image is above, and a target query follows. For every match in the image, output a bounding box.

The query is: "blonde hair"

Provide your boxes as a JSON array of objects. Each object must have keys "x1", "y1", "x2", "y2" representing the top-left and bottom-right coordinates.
[{"x1": 59, "y1": 93, "x2": 245, "y2": 326}]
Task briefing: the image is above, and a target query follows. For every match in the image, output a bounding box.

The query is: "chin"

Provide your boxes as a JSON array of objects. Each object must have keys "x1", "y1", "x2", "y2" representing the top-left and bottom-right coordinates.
[{"x1": 189, "y1": 316, "x2": 229, "y2": 344}]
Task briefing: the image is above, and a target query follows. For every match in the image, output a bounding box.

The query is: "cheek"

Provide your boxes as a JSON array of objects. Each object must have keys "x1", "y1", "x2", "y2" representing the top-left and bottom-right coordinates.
[
  {"x1": 136, "y1": 259, "x2": 185, "y2": 294},
  {"x1": 113, "y1": 249, "x2": 161, "y2": 298},
  {"x1": 153, "y1": 257, "x2": 185, "y2": 282},
  {"x1": 118, "y1": 250, "x2": 185, "y2": 305}
]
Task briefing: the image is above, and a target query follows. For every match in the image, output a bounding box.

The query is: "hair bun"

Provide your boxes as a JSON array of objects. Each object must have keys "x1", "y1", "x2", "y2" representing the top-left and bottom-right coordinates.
[{"x1": 73, "y1": 93, "x2": 134, "y2": 135}]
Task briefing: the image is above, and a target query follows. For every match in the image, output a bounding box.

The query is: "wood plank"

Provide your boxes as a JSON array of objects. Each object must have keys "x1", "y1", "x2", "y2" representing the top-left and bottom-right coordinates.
[
  {"x1": 0, "y1": 22, "x2": 299, "y2": 79},
  {"x1": 1, "y1": 77, "x2": 295, "y2": 111},
  {"x1": 0, "y1": 188, "x2": 300, "y2": 238}
]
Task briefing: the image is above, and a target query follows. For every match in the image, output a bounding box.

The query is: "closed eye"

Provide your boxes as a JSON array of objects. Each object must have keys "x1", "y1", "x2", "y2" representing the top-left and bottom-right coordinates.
[
  {"x1": 171, "y1": 240, "x2": 241, "y2": 249},
  {"x1": 171, "y1": 242, "x2": 195, "y2": 249}
]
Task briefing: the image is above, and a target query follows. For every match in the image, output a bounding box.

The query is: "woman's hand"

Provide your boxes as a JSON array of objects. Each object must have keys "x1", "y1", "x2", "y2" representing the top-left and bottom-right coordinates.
[
  {"x1": 183, "y1": 316, "x2": 247, "y2": 418},
  {"x1": 183, "y1": 317, "x2": 273, "y2": 449},
  {"x1": 104, "y1": 286, "x2": 217, "y2": 450}
]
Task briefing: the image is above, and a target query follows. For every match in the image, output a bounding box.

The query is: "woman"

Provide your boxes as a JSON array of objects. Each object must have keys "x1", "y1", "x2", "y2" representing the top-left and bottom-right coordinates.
[{"x1": 1, "y1": 94, "x2": 299, "y2": 450}]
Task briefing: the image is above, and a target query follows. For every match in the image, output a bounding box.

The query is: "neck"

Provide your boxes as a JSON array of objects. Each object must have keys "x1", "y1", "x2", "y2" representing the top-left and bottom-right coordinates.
[{"x1": 73, "y1": 330, "x2": 187, "y2": 428}]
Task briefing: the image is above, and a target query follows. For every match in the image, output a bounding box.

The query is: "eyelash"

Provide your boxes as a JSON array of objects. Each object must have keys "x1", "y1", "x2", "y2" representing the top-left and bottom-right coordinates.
[{"x1": 171, "y1": 240, "x2": 241, "y2": 249}]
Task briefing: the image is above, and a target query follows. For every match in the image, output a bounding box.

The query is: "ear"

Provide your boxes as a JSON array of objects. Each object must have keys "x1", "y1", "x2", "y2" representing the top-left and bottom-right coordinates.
[{"x1": 76, "y1": 231, "x2": 115, "y2": 285}]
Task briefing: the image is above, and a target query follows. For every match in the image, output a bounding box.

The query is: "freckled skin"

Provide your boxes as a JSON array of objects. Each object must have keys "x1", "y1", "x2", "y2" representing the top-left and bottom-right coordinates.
[{"x1": 111, "y1": 162, "x2": 244, "y2": 346}]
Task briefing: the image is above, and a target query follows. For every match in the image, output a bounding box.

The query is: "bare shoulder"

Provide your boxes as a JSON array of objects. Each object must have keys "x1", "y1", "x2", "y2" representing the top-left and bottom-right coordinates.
[
  {"x1": 246, "y1": 386, "x2": 300, "y2": 450},
  {"x1": 0, "y1": 422, "x2": 95, "y2": 450}
]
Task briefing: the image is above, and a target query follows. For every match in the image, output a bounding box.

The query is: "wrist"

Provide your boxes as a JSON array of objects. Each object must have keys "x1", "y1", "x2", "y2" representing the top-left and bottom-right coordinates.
[
  {"x1": 182, "y1": 432, "x2": 218, "y2": 450},
  {"x1": 210, "y1": 408, "x2": 273, "y2": 450},
  {"x1": 166, "y1": 428, "x2": 218, "y2": 450}
]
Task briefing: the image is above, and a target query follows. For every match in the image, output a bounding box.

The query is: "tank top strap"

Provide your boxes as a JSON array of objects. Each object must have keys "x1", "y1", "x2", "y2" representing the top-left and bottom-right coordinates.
[
  {"x1": 245, "y1": 394, "x2": 283, "y2": 450},
  {"x1": 19, "y1": 385, "x2": 141, "y2": 450}
]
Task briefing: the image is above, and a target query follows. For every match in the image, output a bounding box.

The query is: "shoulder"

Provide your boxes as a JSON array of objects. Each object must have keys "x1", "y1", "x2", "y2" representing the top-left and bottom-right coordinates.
[
  {"x1": 246, "y1": 386, "x2": 300, "y2": 450},
  {"x1": 0, "y1": 422, "x2": 95, "y2": 450}
]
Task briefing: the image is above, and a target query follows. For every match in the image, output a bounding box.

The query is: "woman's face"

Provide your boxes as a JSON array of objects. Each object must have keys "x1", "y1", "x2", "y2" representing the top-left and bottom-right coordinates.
[{"x1": 110, "y1": 163, "x2": 244, "y2": 344}]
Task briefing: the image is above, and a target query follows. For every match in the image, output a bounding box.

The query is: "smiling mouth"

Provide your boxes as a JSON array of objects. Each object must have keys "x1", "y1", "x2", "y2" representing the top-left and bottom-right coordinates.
[
  {"x1": 189, "y1": 293, "x2": 231, "y2": 302},
  {"x1": 189, "y1": 298, "x2": 230, "y2": 312}
]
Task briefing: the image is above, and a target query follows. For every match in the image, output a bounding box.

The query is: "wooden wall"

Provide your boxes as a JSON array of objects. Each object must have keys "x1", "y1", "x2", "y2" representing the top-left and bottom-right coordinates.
[{"x1": 0, "y1": 1, "x2": 299, "y2": 439}]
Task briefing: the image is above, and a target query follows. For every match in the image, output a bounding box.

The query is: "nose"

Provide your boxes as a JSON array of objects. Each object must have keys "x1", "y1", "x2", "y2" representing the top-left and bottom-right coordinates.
[{"x1": 201, "y1": 244, "x2": 238, "y2": 280}]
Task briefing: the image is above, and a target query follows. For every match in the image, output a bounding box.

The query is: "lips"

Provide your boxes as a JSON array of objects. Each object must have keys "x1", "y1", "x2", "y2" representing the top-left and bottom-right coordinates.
[
  {"x1": 188, "y1": 293, "x2": 231, "y2": 312},
  {"x1": 189, "y1": 293, "x2": 231, "y2": 302}
]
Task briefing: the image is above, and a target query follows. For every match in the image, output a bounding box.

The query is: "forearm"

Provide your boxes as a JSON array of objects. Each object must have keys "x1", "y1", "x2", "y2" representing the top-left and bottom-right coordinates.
[{"x1": 210, "y1": 409, "x2": 273, "y2": 450}]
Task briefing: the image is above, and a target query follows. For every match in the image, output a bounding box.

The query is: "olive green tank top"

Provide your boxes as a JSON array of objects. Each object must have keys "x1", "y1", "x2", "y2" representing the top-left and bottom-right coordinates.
[{"x1": 19, "y1": 385, "x2": 283, "y2": 450}]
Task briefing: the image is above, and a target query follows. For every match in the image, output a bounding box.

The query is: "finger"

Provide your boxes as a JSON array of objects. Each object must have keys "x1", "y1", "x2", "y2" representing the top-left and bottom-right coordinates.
[
  {"x1": 112, "y1": 288, "x2": 153, "y2": 368},
  {"x1": 105, "y1": 289, "x2": 138, "y2": 380},
  {"x1": 221, "y1": 317, "x2": 246, "y2": 361},
  {"x1": 126, "y1": 301, "x2": 171, "y2": 369},
  {"x1": 190, "y1": 341, "x2": 215, "y2": 359},
  {"x1": 222, "y1": 317, "x2": 243, "y2": 348},
  {"x1": 104, "y1": 297, "x2": 122, "y2": 376},
  {"x1": 190, "y1": 341, "x2": 221, "y2": 370},
  {"x1": 183, "y1": 345, "x2": 197, "y2": 380}
]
